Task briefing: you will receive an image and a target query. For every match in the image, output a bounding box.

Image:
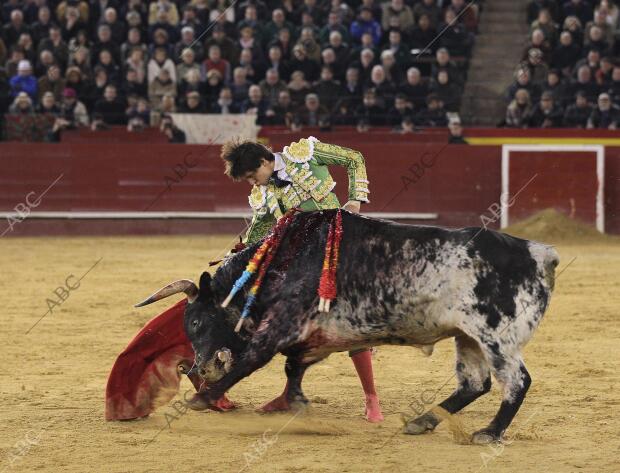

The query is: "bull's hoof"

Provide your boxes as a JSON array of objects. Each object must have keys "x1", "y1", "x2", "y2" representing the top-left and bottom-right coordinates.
[
  {"x1": 187, "y1": 393, "x2": 235, "y2": 412},
  {"x1": 403, "y1": 412, "x2": 439, "y2": 435},
  {"x1": 187, "y1": 393, "x2": 210, "y2": 411},
  {"x1": 471, "y1": 428, "x2": 502, "y2": 445},
  {"x1": 258, "y1": 395, "x2": 291, "y2": 413}
]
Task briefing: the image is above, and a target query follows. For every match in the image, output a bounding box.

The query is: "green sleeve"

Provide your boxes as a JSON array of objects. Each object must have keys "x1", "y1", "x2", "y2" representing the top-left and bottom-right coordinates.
[
  {"x1": 312, "y1": 141, "x2": 370, "y2": 202},
  {"x1": 243, "y1": 210, "x2": 277, "y2": 245}
]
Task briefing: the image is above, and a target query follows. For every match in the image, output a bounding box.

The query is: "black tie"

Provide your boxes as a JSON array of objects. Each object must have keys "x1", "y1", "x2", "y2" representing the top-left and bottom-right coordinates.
[{"x1": 271, "y1": 171, "x2": 291, "y2": 188}]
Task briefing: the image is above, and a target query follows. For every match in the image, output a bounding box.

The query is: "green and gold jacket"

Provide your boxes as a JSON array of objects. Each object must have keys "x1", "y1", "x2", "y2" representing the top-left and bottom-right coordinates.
[{"x1": 244, "y1": 136, "x2": 370, "y2": 244}]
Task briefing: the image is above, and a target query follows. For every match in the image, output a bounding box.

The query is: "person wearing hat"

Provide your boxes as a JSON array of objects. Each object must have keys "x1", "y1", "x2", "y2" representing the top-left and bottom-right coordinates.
[
  {"x1": 60, "y1": 87, "x2": 89, "y2": 127},
  {"x1": 9, "y1": 59, "x2": 38, "y2": 101}
]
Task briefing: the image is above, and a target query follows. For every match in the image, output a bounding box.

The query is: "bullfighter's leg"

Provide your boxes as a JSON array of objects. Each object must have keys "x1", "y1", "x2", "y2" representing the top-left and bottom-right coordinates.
[
  {"x1": 350, "y1": 348, "x2": 384, "y2": 423},
  {"x1": 404, "y1": 335, "x2": 491, "y2": 435},
  {"x1": 471, "y1": 349, "x2": 531, "y2": 444},
  {"x1": 259, "y1": 356, "x2": 313, "y2": 413}
]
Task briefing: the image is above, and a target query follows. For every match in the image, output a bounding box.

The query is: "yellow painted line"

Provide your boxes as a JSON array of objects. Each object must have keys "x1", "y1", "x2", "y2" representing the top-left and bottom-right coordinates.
[{"x1": 467, "y1": 137, "x2": 620, "y2": 146}]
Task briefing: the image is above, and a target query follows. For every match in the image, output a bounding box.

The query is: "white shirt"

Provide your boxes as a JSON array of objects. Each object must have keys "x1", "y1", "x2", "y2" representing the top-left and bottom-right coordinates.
[{"x1": 273, "y1": 153, "x2": 292, "y2": 183}]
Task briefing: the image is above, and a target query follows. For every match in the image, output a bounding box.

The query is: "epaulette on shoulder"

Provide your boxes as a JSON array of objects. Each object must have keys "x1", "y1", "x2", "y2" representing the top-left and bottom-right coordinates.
[
  {"x1": 282, "y1": 136, "x2": 319, "y2": 163},
  {"x1": 248, "y1": 185, "x2": 267, "y2": 210}
]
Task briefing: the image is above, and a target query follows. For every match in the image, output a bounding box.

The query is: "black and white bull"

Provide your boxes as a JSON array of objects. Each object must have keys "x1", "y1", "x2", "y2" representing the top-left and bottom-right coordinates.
[{"x1": 136, "y1": 210, "x2": 559, "y2": 444}]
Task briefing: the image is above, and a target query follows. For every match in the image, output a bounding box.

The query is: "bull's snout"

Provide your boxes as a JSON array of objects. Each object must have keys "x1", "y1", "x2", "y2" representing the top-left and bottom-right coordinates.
[{"x1": 194, "y1": 348, "x2": 233, "y2": 382}]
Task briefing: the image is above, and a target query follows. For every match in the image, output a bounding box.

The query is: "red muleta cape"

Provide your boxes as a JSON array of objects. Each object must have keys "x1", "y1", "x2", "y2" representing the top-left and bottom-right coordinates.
[{"x1": 105, "y1": 299, "x2": 194, "y2": 420}]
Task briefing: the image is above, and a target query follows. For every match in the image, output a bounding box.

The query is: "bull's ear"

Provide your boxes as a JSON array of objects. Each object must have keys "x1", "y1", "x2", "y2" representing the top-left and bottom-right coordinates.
[{"x1": 199, "y1": 272, "x2": 214, "y2": 298}]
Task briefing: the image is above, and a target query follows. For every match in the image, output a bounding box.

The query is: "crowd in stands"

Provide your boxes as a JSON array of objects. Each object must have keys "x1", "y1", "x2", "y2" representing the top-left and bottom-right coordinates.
[
  {"x1": 505, "y1": 0, "x2": 620, "y2": 128},
  {"x1": 0, "y1": 0, "x2": 481, "y2": 140}
]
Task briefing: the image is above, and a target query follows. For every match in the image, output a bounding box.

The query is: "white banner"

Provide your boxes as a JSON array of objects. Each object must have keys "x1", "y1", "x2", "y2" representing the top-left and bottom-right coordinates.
[{"x1": 170, "y1": 113, "x2": 260, "y2": 144}]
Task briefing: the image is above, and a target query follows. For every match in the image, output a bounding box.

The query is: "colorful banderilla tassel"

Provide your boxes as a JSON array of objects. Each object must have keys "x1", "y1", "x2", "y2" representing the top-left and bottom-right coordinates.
[
  {"x1": 224, "y1": 209, "x2": 300, "y2": 332},
  {"x1": 318, "y1": 209, "x2": 343, "y2": 312}
]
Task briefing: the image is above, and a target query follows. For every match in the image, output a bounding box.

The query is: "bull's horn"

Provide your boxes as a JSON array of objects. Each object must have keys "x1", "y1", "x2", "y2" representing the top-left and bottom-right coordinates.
[{"x1": 134, "y1": 279, "x2": 198, "y2": 307}]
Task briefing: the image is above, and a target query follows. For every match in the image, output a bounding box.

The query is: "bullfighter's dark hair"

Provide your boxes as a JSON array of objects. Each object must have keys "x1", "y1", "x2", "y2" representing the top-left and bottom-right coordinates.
[{"x1": 221, "y1": 139, "x2": 274, "y2": 180}]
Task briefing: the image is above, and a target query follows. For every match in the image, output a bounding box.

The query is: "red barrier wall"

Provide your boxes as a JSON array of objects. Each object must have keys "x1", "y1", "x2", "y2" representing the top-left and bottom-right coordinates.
[{"x1": 1, "y1": 137, "x2": 619, "y2": 236}]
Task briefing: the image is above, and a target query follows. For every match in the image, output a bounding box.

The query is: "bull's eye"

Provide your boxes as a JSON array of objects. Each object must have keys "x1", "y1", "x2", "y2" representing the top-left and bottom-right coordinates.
[{"x1": 192, "y1": 319, "x2": 199, "y2": 328}]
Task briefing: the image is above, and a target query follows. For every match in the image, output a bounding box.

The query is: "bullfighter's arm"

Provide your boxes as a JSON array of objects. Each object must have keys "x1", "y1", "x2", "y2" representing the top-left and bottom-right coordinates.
[{"x1": 312, "y1": 141, "x2": 370, "y2": 203}]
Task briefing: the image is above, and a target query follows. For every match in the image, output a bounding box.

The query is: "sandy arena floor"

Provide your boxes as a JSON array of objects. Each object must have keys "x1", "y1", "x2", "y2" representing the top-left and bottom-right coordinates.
[{"x1": 0, "y1": 230, "x2": 619, "y2": 473}]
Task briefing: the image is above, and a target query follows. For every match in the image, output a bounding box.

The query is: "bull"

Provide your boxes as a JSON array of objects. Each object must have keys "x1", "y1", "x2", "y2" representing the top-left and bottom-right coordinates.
[{"x1": 135, "y1": 210, "x2": 559, "y2": 444}]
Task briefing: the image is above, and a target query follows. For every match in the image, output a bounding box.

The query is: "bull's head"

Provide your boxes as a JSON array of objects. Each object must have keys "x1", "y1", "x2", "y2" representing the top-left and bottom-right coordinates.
[{"x1": 134, "y1": 272, "x2": 246, "y2": 384}]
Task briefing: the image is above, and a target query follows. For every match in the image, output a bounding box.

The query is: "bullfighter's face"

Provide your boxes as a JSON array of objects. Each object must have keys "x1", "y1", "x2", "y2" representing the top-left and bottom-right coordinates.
[{"x1": 184, "y1": 272, "x2": 246, "y2": 383}]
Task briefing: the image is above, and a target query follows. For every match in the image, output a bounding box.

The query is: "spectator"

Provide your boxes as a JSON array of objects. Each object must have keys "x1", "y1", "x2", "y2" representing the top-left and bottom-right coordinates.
[
  {"x1": 125, "y1": 47, "x2": 147, "y2": 85},
  {"x1": 179, "y1": 90, "x2": 207, "y2": 113},
  {"x1": 321, "y1": 47, "x2": 344, "y2": 83},
  {"x1": 96, "y1": 49, "x2": 121, "y2": 85},
  {"x1": 505, "y1": 88, "x2": 533, "y2": 127},
  {"x1": 524, "y1": 48, "x2": 549, "y2": 85},
  {"x1": 430, "y1": 69, "x2": 460, "y2": 112},
  {"x1": 10, "y1": 60, "x2": 38, "y2": 101},
  {"x1": 94, "y1": 84, "x2": 126, "y2": 125},
  {"x1": 2, "y1": 9, "x2": 29, "y2": 48},
  {"x1": 587, "y1": 92, "x2": 620, "y2": 128},
  {"x1": 552, "y1": 31, "x2": 581, "y2": 77},
  {"x1": 387, "y1": 93, "x2": 414, "y2": 128},
  {"x1": 437, "y1": 8, "x2": 473, "y2": 57},
  {"x1": 204, "y1": 69, "x2": 224, "y2": 107},
  {"x1": 174, "y1": 26, "x2": 204, "y2": 63},
  {"x1": 8, "y1": 91, "x2": 35, "y2": 115},
  {"x1": 319, "y1": 10, "x2": 350, "y2": 44},
  {"x1": 101, "y1": 8, "x2": 126, "y2": 45},
  {"x1": 148, "y1": 47, "x2": 176, "y2": 84},
  {"x1": 160, "y1": 115, "x2": 186, "y2": 143},
  {"x1": 354, "y1": 88, "x2": 386, "y2": 126},
  {"x1": 202, "y1": 44, "x2": 231, "y2": 83},
  {"x1": 380, "y1": 50, "x2": 404, "y2": 86},
  {"x1": 432, "y1": 48, "x2": 462, "y2": 86},
  {"x1": 608, "y1": 66, "x2": 620, "y2": 105},
  {"x1": 148, "y1": 68, "x2": 176, "y2": 108},
  {"x1": 542, "y1": 69, "x2": 568, "y2": 105},
  {"x1": 563, "y1": 90, "x2": 593, "y2": 127},
  {"x1": 448, "y1": 115, "x2": 468, "y2": 143},
  {"x1": 381, "y1": 0, "x2": 414, "y2": 32},
  {"x1": 69, "y1": 46, "x2": 93, "y2": 80},
  {"x1": 265, "y1": 45, "x2": 291, "y2": 82},
  {"x1": 562, "y1": 0, "x2": 593, "y2": 26},
  {"x1": 367, "y1": 65, "x2": 395, "y2": 106},
  {"x1": 296, "y1": 26, "x2": 321, "y2": 63},
  {"x1": 584, "y1": 25, "x2": 609, "y2": 53},
  {"x1": 350, "y1": 7, "x2": 382, "y2": 46},
  {"x1": 127, "y1": 97, "x2": 150, "y2": 132},
  {"x1": 507, "y1": 67, "x2": 542, "y2": 103},
  {"x1": 400, "y1": 67, "x2": 429, "y2": 110},
  {"x1": 287, "y1": 70, "x2": 312, "y2": 108},
  {"x1": 416, "y1": 94, "x2": 447, "y2": 127},
  {"x1": 290, "y1": 44, "x2": 320, "y2": 83},
  {"x1": 258, "y1": 68, "x2": 287, "y2": 107},
  {"x1": 230, "y1": 66, "x2": 251, "y2": 105},
  {"x1": 65, "y1": 66, "x2": 88, "y2": 100},
  {"x1": 531, "y1": 8, "x2": 558, "y2": 45},
  {"x1": 526, "y1": 90, "x2": 563, "y2": 127},
  {"x1": 450, "y1": 0, "x2": 479, "y2": 33},
  {"x1": 409, "y1": 13, "x2": 437, "y2": 54},
  {"x1": 241, "y1": 84, "x2": 272, "y2": 124},
  {"x1": 413, "y1": 0, "x2": 441, "y2": 28},
  {"x1": 31, "y1": 6, "x2": 53, "y2": 45},
  {"x1": 37, "y1": 91, "x2": 61, "y2": 115},
  {"x1": 92, "y1": 24, "x2": 120, "y2": 65},
  {"x1": 60, "y1": 87, "x2": 89, "y2": 127},
  {"x1": 272, "y1": 89, "x2": 295, "y2": 126},
  {"x1": 37, "y1": 25, "x2": 69, "y2": 69},
  {"x1": 205, "y1": 24, "x2": 239, "y2": 66},
  {"x1": 314, "y1": 65, "x2": 341, "y2": 111},
  {"x1": 211, "y1": 87, "x2": 240, "y2": 114},
  {"x1": 567, "y1": 65, "x2": 600, "y2": 103},
  {"x1": 121, "y1": 27, "x2": 147, "y2": 60},
  {"x1": 38, "y1": 64, "x2": 65, "y2": 102},
  {"x1": 294, "y1": 93, "x2": 330, "y2": 127}
]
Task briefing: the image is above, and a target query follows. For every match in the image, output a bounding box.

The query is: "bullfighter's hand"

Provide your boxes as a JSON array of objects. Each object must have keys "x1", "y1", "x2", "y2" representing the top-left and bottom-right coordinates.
[{"x1": 343, "y1": 200, "x2": 361, "y2": 214}]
